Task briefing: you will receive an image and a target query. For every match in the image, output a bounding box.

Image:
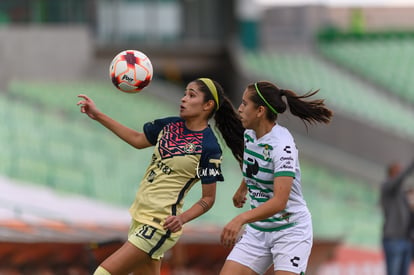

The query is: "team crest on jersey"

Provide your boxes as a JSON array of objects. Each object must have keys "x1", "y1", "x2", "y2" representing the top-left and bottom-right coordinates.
[
  {"x1": 184, "y1": 143, "x2": 196, "y2": 153},
  {"x1": 263, "y1": 144, "x2": 270, "y2": 160},
  {"x1": 258, "y1": 143, "x2": 273, "y2": 161}
]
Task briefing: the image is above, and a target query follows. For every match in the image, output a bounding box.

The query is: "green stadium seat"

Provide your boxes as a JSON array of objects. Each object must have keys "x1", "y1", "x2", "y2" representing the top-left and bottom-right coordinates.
[
  {"x1": 243, "y1": 50, "x2": 414, "y2": 140},
  {"x1": 318, "y1": 37, "x2": 414, "y2": 105}
]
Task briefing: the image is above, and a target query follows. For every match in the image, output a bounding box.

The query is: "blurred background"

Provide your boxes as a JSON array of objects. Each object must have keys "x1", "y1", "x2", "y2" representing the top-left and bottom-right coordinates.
[{"x1": 1, "y1": 0, "x2": 414, "y2": 274}]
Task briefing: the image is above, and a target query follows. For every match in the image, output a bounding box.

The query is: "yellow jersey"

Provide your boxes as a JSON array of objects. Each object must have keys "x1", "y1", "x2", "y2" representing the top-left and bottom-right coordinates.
[{"x1": 129, "y1": 117, "x2": 223, "y2": 234}]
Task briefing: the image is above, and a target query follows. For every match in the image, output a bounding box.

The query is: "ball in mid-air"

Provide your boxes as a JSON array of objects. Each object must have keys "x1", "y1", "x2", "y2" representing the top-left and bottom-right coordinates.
[{"x1": 109, "y1": 50, "x2": 153, "y2": 93}]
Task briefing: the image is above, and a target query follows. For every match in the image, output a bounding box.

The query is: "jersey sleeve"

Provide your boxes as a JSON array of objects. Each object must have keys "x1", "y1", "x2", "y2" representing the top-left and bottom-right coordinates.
[
  {"x1": 198, "y1": 131, "x2": 224, "y2": 184},
  {"x1": 273, "y1": 141, "x2": 296, "y2": 178},
  {"x1": 143, "y1": 117, "x2": 180, "y2": 145}
]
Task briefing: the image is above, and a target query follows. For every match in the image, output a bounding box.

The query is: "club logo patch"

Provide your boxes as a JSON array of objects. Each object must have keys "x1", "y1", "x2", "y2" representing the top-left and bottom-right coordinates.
[
  {"x1": 184, "y1": 143, "x2": 196, "y2": 153},
  {"x1": 263, "y1": 144, "x2": 270, "y2": 160}
]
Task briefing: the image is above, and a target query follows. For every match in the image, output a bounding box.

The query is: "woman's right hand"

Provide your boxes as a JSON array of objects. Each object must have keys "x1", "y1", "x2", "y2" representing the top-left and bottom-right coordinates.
[
  {"x1": 233, "y1": 181, "x2": 247, "y2": 208},
  {"x1": 77, "y1": 94, "x2": 100, "y2": 120}
]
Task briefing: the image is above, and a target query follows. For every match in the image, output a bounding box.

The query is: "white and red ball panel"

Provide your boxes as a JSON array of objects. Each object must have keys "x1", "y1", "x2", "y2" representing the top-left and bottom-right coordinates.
[{"x1": 109, "y1": 50, "x2": 153, "y2": 93}]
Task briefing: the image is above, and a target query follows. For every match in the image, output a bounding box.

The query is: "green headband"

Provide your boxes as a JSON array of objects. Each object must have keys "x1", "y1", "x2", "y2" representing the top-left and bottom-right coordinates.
[
  {"x1": 254, "y1": 82, "x2": 278, "y2": 115},
  {"x1": 199, "y1": 78, "x2": 219, "y2": 111}
]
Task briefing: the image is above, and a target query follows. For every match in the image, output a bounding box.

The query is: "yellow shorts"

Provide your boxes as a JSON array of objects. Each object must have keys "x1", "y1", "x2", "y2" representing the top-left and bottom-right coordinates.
[{"x1": 127, "y1": 220, "x2": 180, "y2": 260}]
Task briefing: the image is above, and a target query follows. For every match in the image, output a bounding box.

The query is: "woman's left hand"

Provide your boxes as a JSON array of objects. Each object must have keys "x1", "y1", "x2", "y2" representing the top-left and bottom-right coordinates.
[
  {"x1": 163, "y1": 215, "x2": 183, "y2": 233},
  {"x1": 221, "y1": 217, "x2": 243, "y2": 248}
]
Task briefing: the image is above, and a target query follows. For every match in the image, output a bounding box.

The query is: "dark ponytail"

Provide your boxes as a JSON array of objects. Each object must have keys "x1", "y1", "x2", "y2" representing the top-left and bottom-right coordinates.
[
  {"x1": 214, "y1": 96, "x2": 244, "y2": 165},
  {"x1": 249, "y1": 81, "x2": 333, "y2": 127},
  {"x1": 283, "y1": 88, "x2": 333, "y2": 125},
  {"x1": 195, "y1": 79, "x2": 244, "y2": 166}
]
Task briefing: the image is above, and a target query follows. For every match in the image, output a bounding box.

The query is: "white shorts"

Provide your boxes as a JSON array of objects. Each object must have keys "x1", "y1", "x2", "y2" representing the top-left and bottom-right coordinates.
[{"x1": 226, "y1": 217, "x2": 313, "y2": 275}]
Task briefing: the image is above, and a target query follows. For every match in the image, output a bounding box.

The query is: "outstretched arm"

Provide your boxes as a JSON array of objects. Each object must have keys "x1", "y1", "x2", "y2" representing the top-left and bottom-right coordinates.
[
  {"x1": 383, "y1": 159, "x2": 414, "y2": 193},
  {"x1": 163, "y1": 183, "x2": 216, "y2": 233},
  {"x1": 404, "y1": 158, "x2": 414, "y2": 178},
  {"x1": 77, "y1": 94, "x2": 152, "y2": 149}
]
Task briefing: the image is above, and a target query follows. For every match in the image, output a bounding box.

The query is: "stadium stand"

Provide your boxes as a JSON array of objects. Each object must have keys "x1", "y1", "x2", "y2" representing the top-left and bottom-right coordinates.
[
  {"x1": 2, "y1": 81, "x2": 180, "y2": 206},
  {"x1": 301, "y1": 160, "x2": 381, "y2": 246},
  {"x1": 0, "y1": 79, "x2": 381, "y2": 248},
  {"x1": 317, "y1": 35, "x2": 414, "y2": 104},
  {"x1": 241, "y1": 50, "x2": 414, "y2": 141}
]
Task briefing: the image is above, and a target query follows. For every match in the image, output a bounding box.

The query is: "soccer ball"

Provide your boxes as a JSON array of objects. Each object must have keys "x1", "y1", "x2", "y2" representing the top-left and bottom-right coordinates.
[{"x1": 109, "y1": 50, "x2": 153, "y2": 93}]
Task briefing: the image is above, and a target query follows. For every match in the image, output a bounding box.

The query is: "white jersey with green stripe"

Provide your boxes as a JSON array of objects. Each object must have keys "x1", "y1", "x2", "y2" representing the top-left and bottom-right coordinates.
[{"x1": 243, "y1": 124, "x2": 310, "y2": 232}]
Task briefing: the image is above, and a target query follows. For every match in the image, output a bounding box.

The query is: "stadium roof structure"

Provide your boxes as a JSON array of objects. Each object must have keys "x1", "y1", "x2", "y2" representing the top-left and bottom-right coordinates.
[
  {"x1": 0, "y1": 176, "x2": 130, "y2": 267},
  {"x1": 0, "y1": 176, "x2": 131, "y2": 243}
]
